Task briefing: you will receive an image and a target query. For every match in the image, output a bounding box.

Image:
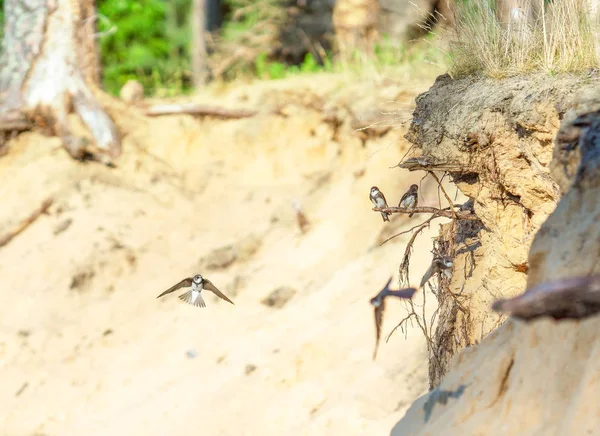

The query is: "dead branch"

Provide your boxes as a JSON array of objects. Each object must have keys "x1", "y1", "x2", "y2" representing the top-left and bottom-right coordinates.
[
  {"x1": 398, "y1": 219, "x2": 434, "y2": 286},
  {"x1": 0, "y1": 197, "x2": 53, "y2": 248},
  {"x1": 380, "y1": 214, "x2": 440, "y2": 246},
  {"x1": 492, "y1": 275, "x2": 600, "y2": 321},
  {"x1": 429, "y1": 171, "x2": 458, "y2": 220},
  {"x1": 373, "y1": 205, "x2": 478, "y2": 221},
  {"x1": 0, "y1": 111, "x2": 32, "y2": 131},
  {"x1": 145, "y1": 103, "x2": 257, "y2": 119},
  {"x1": 385, "y1": 312, "x2": 417, "y2": 342}
]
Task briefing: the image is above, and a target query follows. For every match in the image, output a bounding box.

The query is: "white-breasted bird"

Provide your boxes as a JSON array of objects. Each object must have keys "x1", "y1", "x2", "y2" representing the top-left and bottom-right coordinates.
[
  {"x1": 157, "y1": 274, "x2": 234, "y2": 308},
  {"x1": 370, "y1": 186, "x2": 391, "y2": 222}
]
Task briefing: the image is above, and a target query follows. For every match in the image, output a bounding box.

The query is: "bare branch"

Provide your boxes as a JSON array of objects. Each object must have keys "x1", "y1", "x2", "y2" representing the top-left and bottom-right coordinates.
[
  {"x1": 145, "y1": 103, "x2": 257, "y2": 119},
  {"x1": 428, "y1": 171, "x2": 459, "y2": 220},
  {"x1": 373, "y1": 205, "x2": 478, "y2": 221},
  {"x1": 398, "y1": 219, "x2": 434, "y2": 286},
  {"x1": 379, "y1": 214, "x2": 440, "y2": 246}
]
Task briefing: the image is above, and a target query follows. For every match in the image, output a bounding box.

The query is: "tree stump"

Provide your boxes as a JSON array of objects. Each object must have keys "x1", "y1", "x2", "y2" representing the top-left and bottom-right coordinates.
[{"x1": 0, "y1": 0, "x2": 121, "y2": 163}]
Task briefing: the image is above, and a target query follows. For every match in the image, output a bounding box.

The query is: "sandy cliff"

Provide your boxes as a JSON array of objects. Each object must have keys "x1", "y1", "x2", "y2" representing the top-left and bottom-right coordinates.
[
  {"x1": 392, "y1": 77, "x2": 600, "y2": 435},
  {"x1": 0, "y1": 72, "x2": 448, "y2": 436},
  {"x1": 399, "y1": 72, "x2": 600, "y2": 387}
]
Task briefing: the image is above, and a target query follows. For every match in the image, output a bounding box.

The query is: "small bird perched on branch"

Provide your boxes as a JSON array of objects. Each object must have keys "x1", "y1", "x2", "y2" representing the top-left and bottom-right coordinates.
[
  {"x1": 292, "y1": 198, "x2": 310, "y2": 233},
  {"x1": 370, "y1": 277, "x2": 417, "y2": 360},
  {"x1": 420, "y1": 256, "x2": 453, "y2": 289},
  {"x1": 157, "y1": 274, "x2": 234, "y2": 308},
  {"x1": 399, "y1": 184, "x2": 419, "y2": 218},
  {"x1": 370, "y1": 186, "x2": 391, "y2": 222}
]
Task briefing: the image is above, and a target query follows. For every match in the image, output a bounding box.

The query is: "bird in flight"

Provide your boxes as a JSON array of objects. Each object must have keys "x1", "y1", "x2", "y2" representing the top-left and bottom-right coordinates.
[
  {"x1": 157, "y1": 274, "x2": 234, "y2": 308},
  {"x1": 420, "y1": 256, "x2": 453, "y2": 289},
  {"x1": 370, "y1": 186, "x2": 391, "y2": 222},
  {"x1": 370, "y1": 277, "x2": 417, "y2": 360}
]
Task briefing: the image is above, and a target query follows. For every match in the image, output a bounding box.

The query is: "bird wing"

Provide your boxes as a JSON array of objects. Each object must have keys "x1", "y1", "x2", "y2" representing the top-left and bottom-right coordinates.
[
  {"x1": 156, "y1": 277, "x2": 193, "y2": 299},
  {"x1": 372, "y1": 301, "x2": 385, "y2": 360},
  {"x1": 399, "y1": 191, "x2": 410, "y2": 205},
  {"x1": 203, "y1": 279, "x2": 235, "y2": 305},
  {"x1": 381, "y1": 276, "x2": 393, "y2": 293},
  {"x1": 419, "y1": 262, "x2": 436, "y2": 289},
  {"x1": 379, "y1": 191, "x2": 388, "y2": 207},
  {"x1": 388, "y1": 288, "x2": 417, "y2": 300}
]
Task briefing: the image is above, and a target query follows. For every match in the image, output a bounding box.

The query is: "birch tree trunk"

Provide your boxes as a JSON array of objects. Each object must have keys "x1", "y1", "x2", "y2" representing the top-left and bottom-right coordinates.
[{"x1": 0, "y1": 0, "x2": 121, "y2": 163}]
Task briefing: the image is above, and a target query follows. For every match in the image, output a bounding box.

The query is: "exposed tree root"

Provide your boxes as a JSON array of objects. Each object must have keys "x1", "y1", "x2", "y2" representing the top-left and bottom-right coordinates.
[{"x1": 0, "y1": 197, "x2": 53, "y2": 249}]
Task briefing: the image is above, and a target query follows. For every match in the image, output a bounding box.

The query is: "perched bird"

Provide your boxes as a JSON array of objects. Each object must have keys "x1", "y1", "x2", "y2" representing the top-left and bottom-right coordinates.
[
  {"x1": 370, "y1": 277, "x2": 417, "y2": 360},
  {"x1": 370, "y1": 186, "x2": 391, "y2": 222},
  {"x1": 157, "y1": 274, "x2": 234, "y2": 308},
  {"x1": 399, "y1": 184, "x2": 419, "y2": 218},
  {"x1": 292, "y1": 198, "x2": 310, "y2": 233},
  {"x1": 420, "y1": 256, "x2": 453, "y2": 289}
]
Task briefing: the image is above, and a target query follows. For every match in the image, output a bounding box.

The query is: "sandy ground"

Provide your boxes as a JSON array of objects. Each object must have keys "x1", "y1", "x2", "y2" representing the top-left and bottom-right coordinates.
[{"x1": 0, "y1": 72, "x2": 452, "y2": 435}]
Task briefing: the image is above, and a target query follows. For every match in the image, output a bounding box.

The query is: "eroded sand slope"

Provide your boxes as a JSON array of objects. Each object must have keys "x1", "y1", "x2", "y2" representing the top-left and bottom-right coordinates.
[{"x1": 0, "y1": 74, "x2": 453, "y2": 435}]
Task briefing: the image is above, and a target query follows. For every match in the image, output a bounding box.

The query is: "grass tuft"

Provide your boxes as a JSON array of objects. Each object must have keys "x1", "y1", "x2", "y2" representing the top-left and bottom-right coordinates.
[{"x1": 447, "y1": 0, "x2": 600, "y2": 78}]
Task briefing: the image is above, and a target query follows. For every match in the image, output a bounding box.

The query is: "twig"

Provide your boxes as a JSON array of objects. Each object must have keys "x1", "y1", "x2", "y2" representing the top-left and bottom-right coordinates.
[
  {"x1": 398, "y1": 219, "x2": 434, "y2": 286},
  {"x1": 385, "y1": 312, "x2": 416, "y2": 343},
  {"x1": 428, "y1": 171, "x2": 458, "y2": 220},
  {"x1": 0, "y1": 197, "x2": 53, "y2": 248},
  {"x1": 373, "y1": 206, "x2": 478, "y2": 220},
  {"x1": 379, "y1": 214, "x2": 440, "y2": 246},
  {"x1": 145, "y1": 103, "x2": 257, "y2": 119}
]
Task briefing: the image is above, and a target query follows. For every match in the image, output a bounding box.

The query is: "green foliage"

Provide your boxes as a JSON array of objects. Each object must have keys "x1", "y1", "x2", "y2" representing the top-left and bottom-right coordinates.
[
  {"x1": 97, "y1": 0, "x2": 192, "y2": 96},
  {"x1": 254, "y1": 52, "x2": 336, "y2": 80},
  {"x1": 0, "y1": 0, "x2": 447, "y2": 96}
]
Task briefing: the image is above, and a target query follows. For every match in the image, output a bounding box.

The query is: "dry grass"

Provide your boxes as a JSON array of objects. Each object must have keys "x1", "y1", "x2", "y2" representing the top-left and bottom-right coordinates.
[{"x1": 447, "y1": 0, "x2": 600, "y2": 78}]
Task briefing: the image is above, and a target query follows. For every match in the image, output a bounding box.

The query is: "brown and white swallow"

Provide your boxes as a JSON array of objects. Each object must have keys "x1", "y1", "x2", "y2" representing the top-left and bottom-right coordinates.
[
  {"x1": 420, "y1": 256, "x2": 453, "y2": 289},
  {"x1": 370, "y1": 277, "x2": 417, "y2": 360},
  {"x1": 370, "y1": 186, "x2": 391, "y2": 222},
  {"x1": 156, "y1": 274, "x2": 234, "y2": 308},
  {"x1": 399, "y1": 184, "x2": 419, "y2": 218},
  {"x1": 292, "y1": 198, "x2": 310, "y2": 233}
]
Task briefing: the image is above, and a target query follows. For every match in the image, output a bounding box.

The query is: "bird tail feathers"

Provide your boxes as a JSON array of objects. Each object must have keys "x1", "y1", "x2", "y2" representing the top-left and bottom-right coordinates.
[{"x1": 179, "y1": 290, "x2": 206, "y2": 308}]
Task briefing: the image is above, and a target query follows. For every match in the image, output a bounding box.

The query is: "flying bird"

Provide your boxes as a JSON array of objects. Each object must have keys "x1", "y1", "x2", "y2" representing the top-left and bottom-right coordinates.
[
  {"x1": 399, "y1": 184, "x2": 419, "y2": 218},
  {"x1": 370, "y1": 277, "x2": 417, "y2": 360},
  {"x1": 157, "y1": 274, "x2": 234, "y2": 308},
  {"x1": 492, "y1": 274, "x2": 600, "y2": 321},
  {"x1": 370, "y1": 186, "x2": 391, "y2": 222},
  {"x1": 420, "y1": 256, "x2": 453, "y2": 289}
]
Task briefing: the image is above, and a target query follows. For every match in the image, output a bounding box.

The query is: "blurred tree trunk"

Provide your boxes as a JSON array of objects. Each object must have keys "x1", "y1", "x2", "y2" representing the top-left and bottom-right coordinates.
[
  {"x1": 191, "y1": 0, "x2": 209, "y2": 87},
  {"x1": 0, "y1": 0, "x2": 120, "y2": 163},
  {"x1": 166, "y1": 0, "x2": 180, "y2": 62},
  {"x1": 332, "y1": 0, "x2": 380, "y2": 60}
]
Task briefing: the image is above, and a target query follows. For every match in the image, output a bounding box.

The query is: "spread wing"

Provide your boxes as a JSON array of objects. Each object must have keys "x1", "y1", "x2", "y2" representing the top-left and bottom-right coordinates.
[
  {"x1": 420, "y1": 261, "x2": 438, "y2": 288},
  {"x1": 372, "y1": 302, "x2": 385, "y2": 361},
  {"x1": 388, "y1": 288, "x2": 417, "y2": 300},
  {"x1": 380, "y1": 276, "x2": 393, "y2": 294},
  {"x1": 156, "y1": 277, "x2": 193, "y2": 299},
  {"x1": 203, "y1": 279, "x2": 235, "y2": 305}
]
